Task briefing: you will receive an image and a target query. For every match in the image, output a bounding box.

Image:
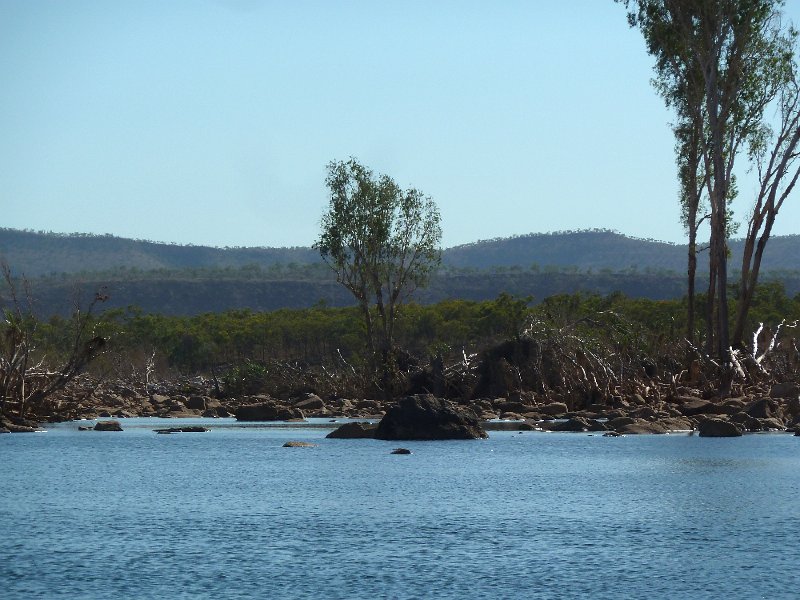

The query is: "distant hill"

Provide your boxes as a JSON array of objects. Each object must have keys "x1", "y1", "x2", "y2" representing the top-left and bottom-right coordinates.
[
  {"x1": 3, "y1": 227, "x2": 799, "y2": 277},
  {"x1": 444, "y1": 229, "x2": 800, "y2": 273},
  {"x1": 0, "y1": 228, "x2": 319, "y2": 277},
  {"x1": 2, "y1": 227, "x2": 799, "y2": 316}
]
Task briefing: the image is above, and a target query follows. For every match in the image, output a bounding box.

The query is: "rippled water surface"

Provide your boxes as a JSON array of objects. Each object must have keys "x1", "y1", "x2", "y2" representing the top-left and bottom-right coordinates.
[{"x1": 2, "y1": 418, "x2": 799, "y2": 599}]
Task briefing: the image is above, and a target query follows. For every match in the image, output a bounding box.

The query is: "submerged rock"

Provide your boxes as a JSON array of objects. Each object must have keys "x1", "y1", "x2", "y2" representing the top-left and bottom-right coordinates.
[
  {"x1": 545, "y1": 417, "x2": 607, "y2": 432},
  {"x1": 391, "y1": 448, "x2": 412, "y2": 454},
  {"x1": 375, "y1": 395, "x2": 487, "y2": 441},
  {"x1": 154, "y1": 426, "x2": 210, "y2": 434},
  {"x1": 282, "y1": 441, "x2": 316, "y2": 448}
]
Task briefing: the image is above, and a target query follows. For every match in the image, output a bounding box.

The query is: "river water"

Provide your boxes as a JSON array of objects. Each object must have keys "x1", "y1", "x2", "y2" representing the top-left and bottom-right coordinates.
[{"x1": 1, "y1": 418, "x2": 798, "y2": 599}]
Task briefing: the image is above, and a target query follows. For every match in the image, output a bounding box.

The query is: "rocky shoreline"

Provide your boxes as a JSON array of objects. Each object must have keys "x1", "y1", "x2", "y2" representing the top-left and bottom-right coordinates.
[{"x1": 3, "y1": 377, "x2": 799, "y2": 438}]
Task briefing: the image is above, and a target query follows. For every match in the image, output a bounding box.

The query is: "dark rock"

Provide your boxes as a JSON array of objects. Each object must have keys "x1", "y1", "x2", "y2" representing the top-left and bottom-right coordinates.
[
  {"x1": 617, "y1": 419, "x2": 669, "y2": 434},
  {"x1": 494, "y1": 400, "x2": 532, "y2": 414},
  {"x1": 539, "y1": 402, "x2": 569, "y2": 416},
  {"x1": 603, "y1": 431, "x2": 622, "y2": 437},
  {"x1": 326, "y1": 422, "x2": 378, "y2": 439},
  {"x1": 606, "y1": 416, "x2": 636, "y2": 430},
  {"x1": 658, "y1": 416, "x2": 695, "y2": 431},
  {"x1": 730, "y1": 412, "x2": 763, "y2": 432},
  {"x1": 680, "y1": 399, "x2": 722, "y2": 417},
  {"x1": 746, "y1": 398, "x2": 783, "y2": 420},
  {"x1": 628, "y1": 393, "x2": 647, "y2": 406},
  {"x1": 235, "y1": 403, "x2": 304, "y2": 421},
  {"x1": 1, "y1": 414, "x2": 39, "y2": 432},
  {"x1": 375, "y1": 395, "x2": 487, "y2": 440},
  {"x1": 154, "y1": 426, "x2": 210, "y2": 434},
  {"x1": 787, "y1": 397, "x2": 800, "y2": 419},
  {"x1": 391, "y1": 448, "x2": 412, "y2": 454},
  {"x1": 293, "y1": 394, "x2": 325, "y2": 411},
  {"x1": 758, "y1": 417, "x2": 786, "y2": 431},
  {"x1": 283, "y1": 441, "x2": 316, "y2": 448},
  {"x1": 483, "y1": 421, "x2": 536, "y2": 431},
  {"x1": 698, "y1": 418, "x2": 744, "y2": 437},
  {"x1": 355, "y1": 399, "x2": 382, "y2": 412},
  {"x1": 545, "y1": 417, "x2": 607, "y2": 432},
  {"x1": 186, "y1": 396, "x2": 207, "y2": 410},
  {"x1": 629, "y1": 406, "x2": 660, "y2": 420},
  {"x1": 94, "y1": 420, "x2": 123, "y2": 432},
  {"x1": 770, "y1": 382, "x2": 800, "y2": 399}
]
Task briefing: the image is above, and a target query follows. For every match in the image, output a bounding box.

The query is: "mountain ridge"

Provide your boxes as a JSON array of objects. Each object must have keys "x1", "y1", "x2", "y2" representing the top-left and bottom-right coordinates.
[{"x1": 3, "y1": 227, "x2": 799, "y2": 277}]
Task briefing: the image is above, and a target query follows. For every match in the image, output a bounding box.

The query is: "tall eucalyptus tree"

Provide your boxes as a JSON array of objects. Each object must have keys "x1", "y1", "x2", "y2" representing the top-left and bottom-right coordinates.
[{"x1": 622, "y1": 0, "x2": 799, "y2": 380}]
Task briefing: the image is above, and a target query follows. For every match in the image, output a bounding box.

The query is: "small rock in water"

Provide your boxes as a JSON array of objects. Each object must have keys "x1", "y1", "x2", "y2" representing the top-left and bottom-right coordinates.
[
  {"x1": 603, "y1": 431, "x2": 623, "y2": 437},
  {"x1": 94, "y1": 420, "x2": 123, "y2": 432},
  {"x1": 391, "y1": 448, "x2": 412, "y2": 455},
  {"x1": 283, "y1": 441, "x2": 316, "y2": 448},
  {"x1": 155, "y1": 426, "x2": 210, "y2": 434}
]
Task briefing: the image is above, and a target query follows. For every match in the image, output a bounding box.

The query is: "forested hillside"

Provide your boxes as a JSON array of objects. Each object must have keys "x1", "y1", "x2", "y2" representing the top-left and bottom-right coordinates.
[
  {"x1": 27, "y1": 268, "x2": 700, "y2": 317},
  {"x1": 3, "y1": 227, "x2": 799, "y2": 316},
  {"x1": 3, "y1": 227, "x2": 799, "y2": 276},
  {"x1": 0, "y1": 228, "x2": 319, "y2": 276}
]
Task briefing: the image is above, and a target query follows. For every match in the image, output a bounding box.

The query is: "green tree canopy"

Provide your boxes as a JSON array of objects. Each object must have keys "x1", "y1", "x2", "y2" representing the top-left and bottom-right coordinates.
[{"x1": 314, "y1": 158, "x2": 442, "y2": 367}]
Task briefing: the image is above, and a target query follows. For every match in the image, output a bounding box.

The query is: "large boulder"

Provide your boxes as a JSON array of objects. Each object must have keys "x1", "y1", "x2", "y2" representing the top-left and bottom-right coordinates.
[
  {"x1": 235, "y1": 403, "x2": 304, "y2": 421},
  {"x1": 186, "y1": 396, "x2": 208, "y2": 410},
  {"x1": 616, "y1": 419, "x2": 670, "y2": 435},
  {"x1": 375, "y1": 395, "x2": 487, "y2": 440},
  {"x1": 94, "y1": 420, "x2": 123, "y2": 432},
  {"x1": 745, "y1": 398, "x2": 783, "y2": 421},
  {"x1": 698, "y1": 418, "x2": 744, "y2": 437},
  {"x1": 730, "y1": 412, "x2": 763, "y2": 432},
  {"x1": 293, "y1": 394, "x2": 325, "y2": 411},
  {"x1": 326, "y1": 422, "x2": 378, "y2": 439}
]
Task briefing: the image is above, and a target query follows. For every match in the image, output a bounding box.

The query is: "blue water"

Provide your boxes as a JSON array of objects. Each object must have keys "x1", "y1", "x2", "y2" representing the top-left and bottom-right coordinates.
[{"x1": 2, "y1": 418, "x2": 799, "y2": 599}]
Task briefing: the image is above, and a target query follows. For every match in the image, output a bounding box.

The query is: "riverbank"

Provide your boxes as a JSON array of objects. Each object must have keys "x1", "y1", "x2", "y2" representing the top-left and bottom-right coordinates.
[{"x1": 4, "y1": 376, "x2": 798, "y2": 436}]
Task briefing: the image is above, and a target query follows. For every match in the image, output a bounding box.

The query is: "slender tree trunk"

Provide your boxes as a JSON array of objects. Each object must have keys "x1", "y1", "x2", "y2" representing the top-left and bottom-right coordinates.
[
  {"x1": 360, "y1": 300, "x2": 375, "y2": 358},
  {"x1": 686, "y1": 211, "x2": 698, "y2": 345},
  {"x1": 732, "y1": 221, "x2": 773, "y2": 346},
  {"x1": 705, "y1": 67, "x2": 731, "y2": 378},
  {"x1": 705, "y1": 230, "x2": 717, "y2": 356}
]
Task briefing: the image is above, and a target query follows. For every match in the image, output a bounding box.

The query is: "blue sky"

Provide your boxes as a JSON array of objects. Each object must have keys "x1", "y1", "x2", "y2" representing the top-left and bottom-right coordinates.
[{"x1": 2, "y1": 0, "x2": 800, "y2": 249}]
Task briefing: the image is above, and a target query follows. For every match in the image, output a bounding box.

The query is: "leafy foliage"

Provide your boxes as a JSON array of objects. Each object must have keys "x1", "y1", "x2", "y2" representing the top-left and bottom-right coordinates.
[{"x1": 315, "y1": 158, "x2": 442, "y2": 369}]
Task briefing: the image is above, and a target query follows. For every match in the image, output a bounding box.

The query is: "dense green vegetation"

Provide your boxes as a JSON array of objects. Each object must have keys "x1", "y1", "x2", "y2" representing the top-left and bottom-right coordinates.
[{"x1": 25, "y1": 285, "x2": 799, "y2": 400}]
